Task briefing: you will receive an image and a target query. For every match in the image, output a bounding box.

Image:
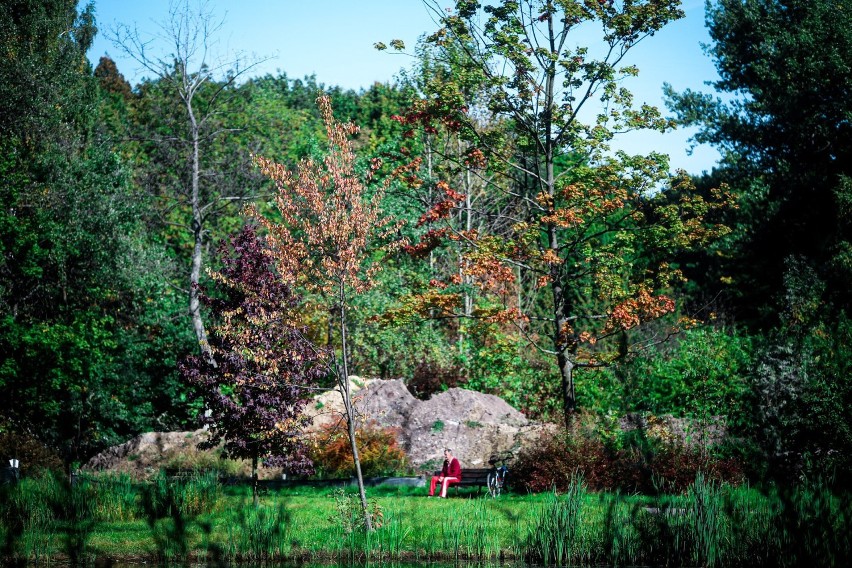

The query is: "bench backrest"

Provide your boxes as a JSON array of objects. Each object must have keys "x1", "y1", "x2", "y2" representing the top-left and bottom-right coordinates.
[
  {"x1": 434, "y1": 467, "x2": 492, "y2": 482},
  {"x1": 460, "y1": 468, "x2": 491, "y2": 481}
]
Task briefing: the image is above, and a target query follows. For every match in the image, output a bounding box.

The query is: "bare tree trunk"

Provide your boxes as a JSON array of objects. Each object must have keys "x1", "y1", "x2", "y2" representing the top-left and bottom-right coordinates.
[
  {"x1": 557, "y1": 347, "x2": 577, "y2": 430},
  {"x1": 338, "y1": 286, "x2": 372, "y2": 531},
  {"x1": 186, "y1": 101, "x2": 213, "y2": 363},
  {"x1": 109, "y1": 1, "x2": 266, "y2": 368},
  {"x1": 543, "y1": 16, "x2": 577, "y2": 430},
  {"x1": 251, "y1": 453, "x2": 259, "y2": 507}
]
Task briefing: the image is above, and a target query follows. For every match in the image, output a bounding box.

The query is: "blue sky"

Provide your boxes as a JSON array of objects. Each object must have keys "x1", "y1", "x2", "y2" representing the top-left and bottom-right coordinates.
[{"x1": 86, "y1": 0, "x2": 722, "y2": 175}]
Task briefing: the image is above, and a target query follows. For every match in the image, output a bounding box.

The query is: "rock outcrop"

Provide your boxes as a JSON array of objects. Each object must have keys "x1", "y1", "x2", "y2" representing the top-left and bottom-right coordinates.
[
  {"x1": 84, "y1": 378, "x2": 554, "y2": 477},
  {"x1": 307, "y1": 378, "x2": 554, "y2": 468},
  {"x1": 84, "y1": 430, "x2": 213, "y2": 479}
]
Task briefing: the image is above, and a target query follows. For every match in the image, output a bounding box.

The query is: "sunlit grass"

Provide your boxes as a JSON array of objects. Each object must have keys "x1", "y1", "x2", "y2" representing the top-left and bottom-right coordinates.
[{"x1": 1, "y1": 474, "x2": 849, "y2": 565}]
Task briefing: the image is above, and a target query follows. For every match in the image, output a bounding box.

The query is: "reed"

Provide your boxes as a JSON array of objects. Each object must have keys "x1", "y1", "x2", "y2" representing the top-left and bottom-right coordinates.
[
  {"x1": 372, "y1": 504, "x2": 412, "y2": 560},
  {"x1": 223, "y1": 502, "x2": 291, "y2": 561},
  {"x1": 85, "y1": 473, "x2": 138, "y2": 521},
  {"x1": 522, "y1": 473, "x2": 586, "y2": 566},
  {"x1": 2, "y1": 478, "x2": 57, "y2": 562},
  {"x1": 439, "y1": 498, "x2": 501, "y2": 560},
  {"x1": 143, "y1": 469, "x2": 221, "y2": 518}
]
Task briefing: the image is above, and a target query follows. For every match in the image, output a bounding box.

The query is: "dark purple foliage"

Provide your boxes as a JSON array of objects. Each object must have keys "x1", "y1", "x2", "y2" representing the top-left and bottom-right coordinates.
[{"x1": 179, "y1": 224, "x2": 324, "y2": 475}]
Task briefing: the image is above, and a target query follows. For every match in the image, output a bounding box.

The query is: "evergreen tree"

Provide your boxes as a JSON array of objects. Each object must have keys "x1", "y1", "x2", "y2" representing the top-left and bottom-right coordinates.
[{"x1": 666, "y1": 0, "x2": 852, "y2": 325}]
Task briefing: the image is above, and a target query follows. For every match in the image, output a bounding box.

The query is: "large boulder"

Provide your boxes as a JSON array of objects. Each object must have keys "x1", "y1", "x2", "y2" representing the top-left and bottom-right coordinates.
[
  {"x1": 83, "y1": 429, "x2": 285, "y2": 480},
  {"x1": 85, "y1": 378, "x2": 555, "y2": 477},
  {"x1": 306, "y1": 378, "x2": 554, "y2": 469},
  {"x1": 84, "y1": 430, "x2": 213, "y2": 479}
]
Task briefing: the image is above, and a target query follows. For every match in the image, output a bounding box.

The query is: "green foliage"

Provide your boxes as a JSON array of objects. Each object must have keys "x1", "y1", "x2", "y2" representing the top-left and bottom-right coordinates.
[
  {"x1": 394, "y1": 0, "x2": 732, "y2": 426},
  {"x1": 329, "y1": 488, "x2": 385, "y2": 534},
  {"x1": 666, "y1": 0, "x2": 852, "y2": 324},
  {"x1": 739, "y1": 315, "x2": 852, "y2": 487},
  {"x1": 0, "y1": 0, "x2": 195, "y2": 460},
  {"x1": 462, "y1": 330, "x2": 561, "y2": 420},
  {"x1": 617, "y1": 326, "x2": 753, "y2": 417},
  {"x1": 0, "y1": 0, "x2": 848, "y2": 501}
]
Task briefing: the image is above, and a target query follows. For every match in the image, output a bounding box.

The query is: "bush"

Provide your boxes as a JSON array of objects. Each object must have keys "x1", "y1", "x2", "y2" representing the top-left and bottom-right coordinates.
[
  {"x1": 406, "y1": 359, "x2": 465, "y2": 400},
  {"x1": 739, "y1": 317, "x2": 852, "y2": 488},
  {"x1": 462, "y1": 331, "x2": 562, "y2": 421},
  {"x1": 600, "y1": 326, "x2": 753, "y2": 418},
  {"x1": 309, "y1": 419, "x2": 409, "y2": 478},
  {"x1": 0, "y1": 426, "x2": 63, "y2": 476},
  {"x1": 513, "y1": 417, "x2": 745, "y2": 494}
]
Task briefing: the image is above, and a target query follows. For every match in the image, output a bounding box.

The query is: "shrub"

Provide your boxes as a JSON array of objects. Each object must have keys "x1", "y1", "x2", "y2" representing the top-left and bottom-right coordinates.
[
  {"x1": 514, "y1": 418, "x2": 745, "y2": 494},
  {"x1": 462, "y1": 331, "x2": 562, "y2": 421},
  {"x1": 407, "y1": 359, "x2": 465, "y2": 400},
  {"x1": 309, "y1": 418, "x2": 409, "y2": 478},
  {"x1": 0, "y1": 426, "x2": 63, "y2": 476}
]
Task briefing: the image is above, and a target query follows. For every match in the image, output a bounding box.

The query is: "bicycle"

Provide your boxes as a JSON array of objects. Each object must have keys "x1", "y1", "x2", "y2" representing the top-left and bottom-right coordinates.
[{"x1": 486, "y1": 453, "x2": 510, "y2": 497}]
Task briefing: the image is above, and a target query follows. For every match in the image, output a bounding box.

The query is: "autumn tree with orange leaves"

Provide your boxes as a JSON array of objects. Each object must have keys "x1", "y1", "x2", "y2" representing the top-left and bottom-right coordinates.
[
  {"x1": 249, "y1": 95, "x2": 402, "y2": 530},
  {"x1": 384, "y1": 0, "x2": 733, "y2": 428}
]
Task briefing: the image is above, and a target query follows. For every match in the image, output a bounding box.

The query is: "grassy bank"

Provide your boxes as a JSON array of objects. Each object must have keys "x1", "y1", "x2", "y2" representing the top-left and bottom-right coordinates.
[{"x1": 1, "y1": 473, "x2": 850, "y2": 566}]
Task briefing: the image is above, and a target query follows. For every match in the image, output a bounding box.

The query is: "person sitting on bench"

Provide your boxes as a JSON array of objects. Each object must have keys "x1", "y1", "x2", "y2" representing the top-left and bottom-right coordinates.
[{"x1": 429, "y1": 448, "x2": 462, "y2": 498}]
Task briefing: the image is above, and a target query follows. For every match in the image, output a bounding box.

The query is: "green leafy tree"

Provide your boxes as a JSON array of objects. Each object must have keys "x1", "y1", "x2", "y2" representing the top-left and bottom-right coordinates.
[
  {"x1": 663, "y1": 0, "x2": 852, "y2": 485},
  {"x1": 390, "y1": 0, "x2": 731, "y2": 427},
  {"x1": 109, "y1": 0, "x2": 268, "y2": 360},
  {"x1": 665, "y1": 0, "x2": 852, "y2": 325},
  {"x1": 0, "y1": 0, "x2": 192, "y2": 459}
]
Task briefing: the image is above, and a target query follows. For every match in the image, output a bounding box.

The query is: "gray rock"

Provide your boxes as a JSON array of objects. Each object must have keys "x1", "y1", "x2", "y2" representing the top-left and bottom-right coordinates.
[{"x1": 308, "y1": 379, "x2": 555, "y2": 470}]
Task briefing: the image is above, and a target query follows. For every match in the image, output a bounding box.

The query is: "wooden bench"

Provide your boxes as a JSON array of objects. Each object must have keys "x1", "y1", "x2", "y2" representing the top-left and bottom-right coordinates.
[{"x1": 434, "y1": 467, "x2": 493, "y2": 495}]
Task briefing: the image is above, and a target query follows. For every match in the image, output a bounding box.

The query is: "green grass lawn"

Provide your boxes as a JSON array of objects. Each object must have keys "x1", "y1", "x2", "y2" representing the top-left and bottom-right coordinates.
[
  {"x1": 2, "y1": 476, "x2": 848, "y2": 566},
  {"x1": 1, "y1": 480, "x2": 632, "y2": 561},
  {"x1": 4, "y1": 483, "x2": 555, "y2": 561}
]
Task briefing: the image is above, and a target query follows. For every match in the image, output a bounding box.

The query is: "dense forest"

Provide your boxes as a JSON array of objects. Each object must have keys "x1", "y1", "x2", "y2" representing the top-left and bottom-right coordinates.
[{"x1": 1, "y1": 0, "x2": 850, "y2": 490}]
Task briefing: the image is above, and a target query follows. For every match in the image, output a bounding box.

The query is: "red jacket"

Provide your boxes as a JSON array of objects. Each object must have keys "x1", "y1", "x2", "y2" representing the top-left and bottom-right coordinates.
[{"x1": 442, "y1": 457, "x2": 461, "y2": 479}]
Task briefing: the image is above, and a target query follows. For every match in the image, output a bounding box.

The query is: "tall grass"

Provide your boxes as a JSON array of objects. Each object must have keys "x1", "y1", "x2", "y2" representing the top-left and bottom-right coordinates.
[
  {"x1": 373, "y1": 504, "x2": 412, "y2": 559},
  {"x1": 688, "y1": 472, "x2": 727, "y2": 566},
  {"x1": 223, "y1": 502, "x2": 291, "y2": 561},
  {"x1": 0, "y1": 469, "x2": 221, "y2": 562},
  {"x1": 522, "y1": 473, "x2": 587, "y2": 565},
  {"x1": 1, "y1": 472, "x2": 850, "y2": 565},
  {"x1": 144, "y1": 469, "x2": 221, "y2": 518},
  {"x1": 439, "y1": 498, "x2": 501, "y2": 560}
]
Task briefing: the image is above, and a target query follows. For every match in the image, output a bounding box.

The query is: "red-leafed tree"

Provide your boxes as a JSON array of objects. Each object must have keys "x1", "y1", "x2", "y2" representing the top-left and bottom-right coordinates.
[
  {"x1": 179, "y1": 224, "x2": 324, "y2": 505},
  {"x1": 249, "y1": 95, "x2": 402, "y2": 530}
]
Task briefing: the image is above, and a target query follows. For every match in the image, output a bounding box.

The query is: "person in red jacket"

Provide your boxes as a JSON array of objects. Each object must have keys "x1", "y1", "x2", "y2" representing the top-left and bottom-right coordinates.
[{"x1": 428, "y1": 448, "x2": 462, "y2": 497}]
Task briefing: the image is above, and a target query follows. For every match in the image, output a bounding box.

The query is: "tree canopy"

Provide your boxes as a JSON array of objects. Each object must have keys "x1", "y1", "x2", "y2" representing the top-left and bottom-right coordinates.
[{"x1": 666, "y1": 0, "x2": 852, "y2": 326}]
